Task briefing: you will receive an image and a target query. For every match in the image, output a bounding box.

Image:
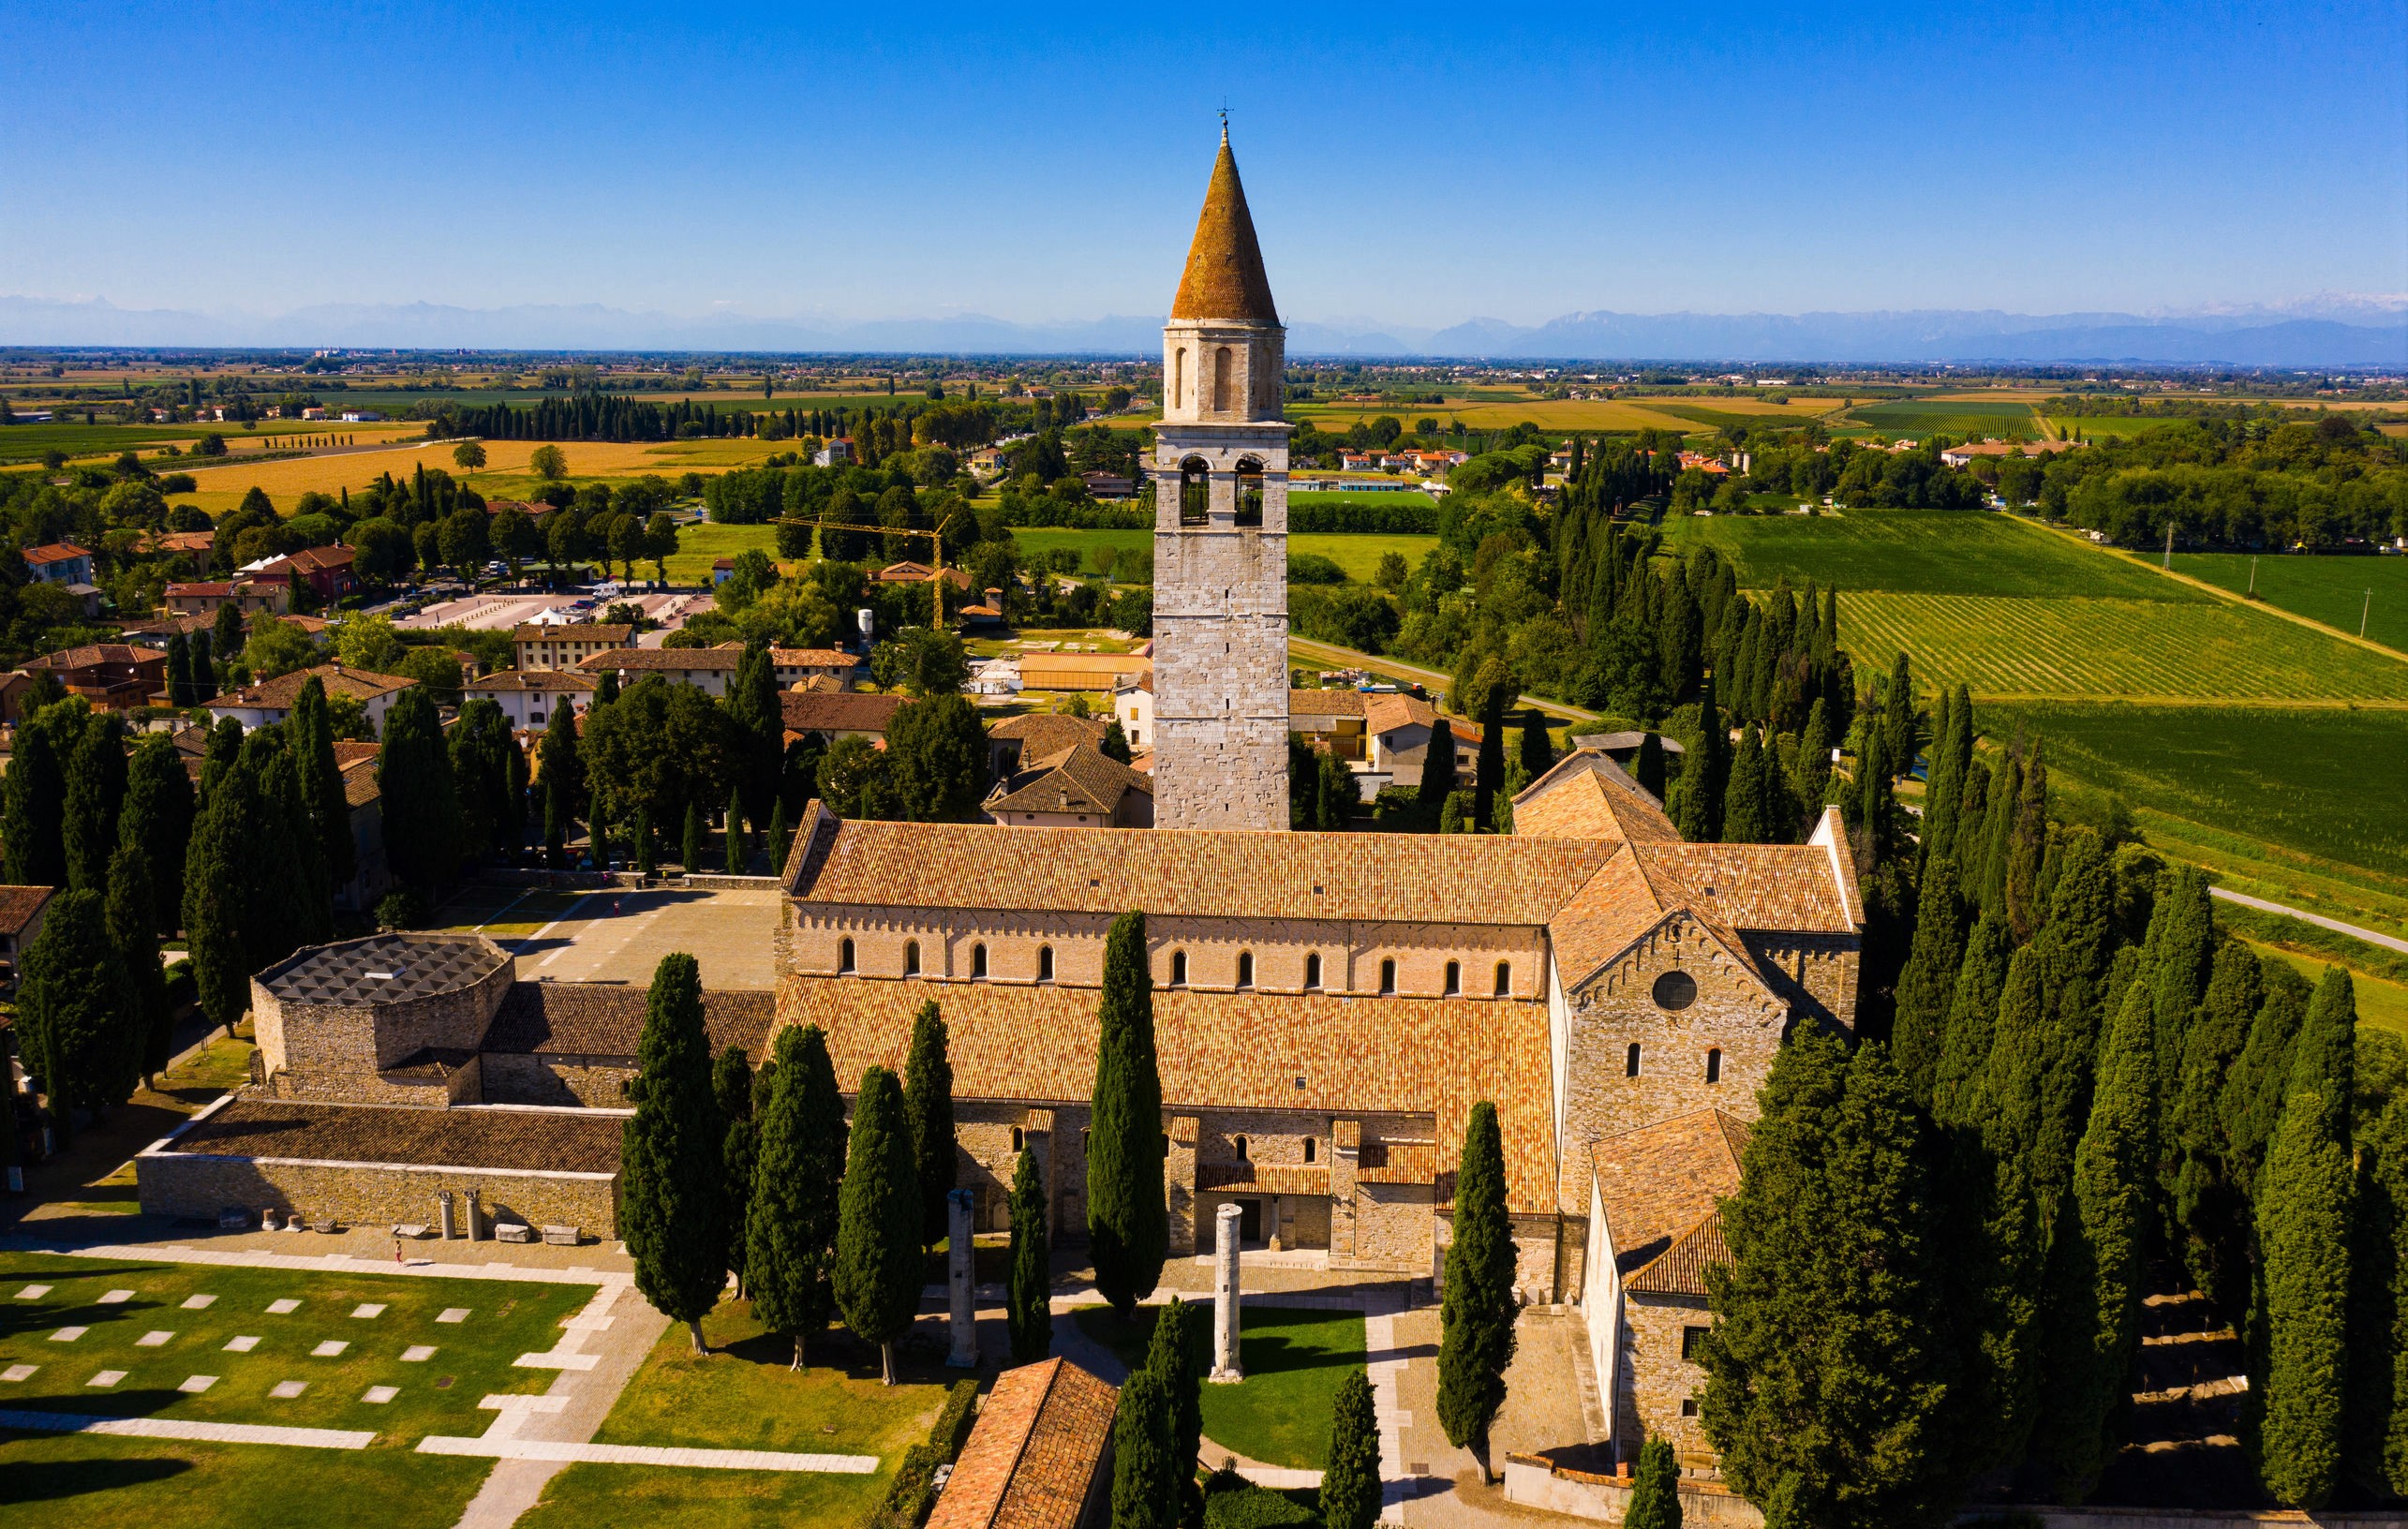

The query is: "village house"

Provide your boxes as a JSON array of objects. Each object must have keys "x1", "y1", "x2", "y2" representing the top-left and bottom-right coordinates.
[
  {"x1": 575, "y1": 644, "x2": 745, "y2": 697},
  {"x1": 768, "y1": 647, "x2": 864, "y2": 690},
  {"x1": 14, "y1": 644, "x2": 171, "y2": 714},
  {"x1": 0, "y1": 884, "x2": 56, "y2": 978},
  {"x1": 141, "y1": 529, "x2": 219, "y2": 577},
  {"x1": 778, "y1": 690, "x2": 906, "y2": 749},
  {"x1": 21, "y1": 542, "x2": 94, "y2": 586},
  {"x1": 205, "y1": 663, "x2": 415, "y2": 733},
  {"x1": 988, "y1": 712, "x2": 1111, "y2": 779},
  {"x1": 253, "y1": 544, "x2": 359, "y2": 601},
  {"x1": 464, "y1": 669, "x2": 597, "y2": 730},
  {"x1": 984, "y1": 741, "x2": 1154, "y2": 828},
  {"x1": 164, "y1": 580, "x2": 290, "y2": 618},
  {"x1": 1939, "y1": 437, "x2": 2083, "y2": 468},
  {"x1": 874, "y1": 561, "x2": 974, "y2": 591},
  {"x1": 513, "y1": 622, "x2": 636, "y2": 673}
]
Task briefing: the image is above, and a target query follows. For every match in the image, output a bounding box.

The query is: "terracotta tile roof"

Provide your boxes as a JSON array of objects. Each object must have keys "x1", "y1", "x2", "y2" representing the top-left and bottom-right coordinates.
[
  {"x1": 21, "y1": 644, "x2": 163, "y2": 673},
  {"x1": 0, "y1": 884, "x2": 54, "y2": 937},
  {"x1": 1197, "y1": 1162, "x2": 1331, "y2": 1196},
  {"x1": 483, "y1": 983, "x2": 777, "y2": 1061},
  {"x1": 1627, "y1": 1214, "x2": 1732, "y2": 1299},
  {"x1": 780, "y1": 691, "x2": 907, "y2": 736},
  {"x1": 1354, "y1": 1140, "x2": 1437, "y2": 1185},
  {"x1": 788, "y1": 805, "x2": 1613, "y2": 927},
  {"x1": 1361, "y1": 692, "x2": 1434, "y2": 736},
  {"x1": 339, "y1": 756, "x2": 381, "y2": 809},
  {"x1": 985, "y1": 743, "x2": 1150, "y2": 819},
  {"x1": 1017, "y1": 653, "x2": 1152, "y2": 683},
  {"x1": 167, "y1": 582, "x2": 236, "y2": 597},
  {"x1": 1290, "y1": 689, "x2": 1368, "y2": 720},
  {"x1": 275, "y1": 545, "x2": 355, "y2": 573},
  {"x1": 332, "y1": 740, "x2": 380, "y2": 767},
  {"x1": 776, "y1": 975, "x2": 1560, "y2": 1214},
  {"x1": 147, "y1": 530, "x2": 217, "y2": 554},
  {"x1": 210, "y1": 663, "x2": 413, "y2": 712},
  {"x1": 769, "y1": 648, "x2": 859, "y2": 669},
  {"x1": 927, "y1": 1358, "x2": 1118, "y2": 1529},
  {"x1": 577, "y1": 646, "x2": 743, "y2": 673},
  {"x1": 22, "y1": 542, "x2": 91, "y2": 566},
  {"x1": 1512, "y1": 750, "x2": 1679, "y2": 845},
  {"x1": 513, "y1": 623, "x2": 635, "y2": 645},
  {"x1": 166, "y1": 1096, "x2": 624, "y2": 1174},
  {"x1": 1629, "y1": 841, "x2": 1856, "y2": 937},
  {"x1": 468, "y1": 670, "x2": 598, "y2": 695},
  {"x1": 988, "y1": 713, "x2": 1108, "y2": 753},
  {"x1": 1169, "y1": 134, "x2": 1279, "y2": 326},
  {"x1": 1590, "y1": 1109, "x2": 1748, "y2": 1275}
]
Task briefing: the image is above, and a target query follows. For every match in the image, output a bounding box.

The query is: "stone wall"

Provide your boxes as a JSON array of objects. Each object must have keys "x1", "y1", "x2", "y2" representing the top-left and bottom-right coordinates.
[
  {"x1": 1617, "y1": 1294, "x2": 1716, "y2": 1466},
  {"x1": 481, "y1": 1053, "x2": 631, "y2": 1108},
  {"x1": 138, "y1": 1149, "x2": 618, "y2": 1239},
  {"x1": 253, "y1": 946, "x2": 514, "y2": 1104},
  {"x1": 1502, "y1": 1456, "x2": 1764, "y2": 1526}
]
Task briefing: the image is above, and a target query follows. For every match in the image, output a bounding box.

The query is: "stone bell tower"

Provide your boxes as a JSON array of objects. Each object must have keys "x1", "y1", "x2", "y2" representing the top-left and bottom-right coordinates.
[{"x1": 1152, "y1": 127, "x2": 1291, "y2": 831}]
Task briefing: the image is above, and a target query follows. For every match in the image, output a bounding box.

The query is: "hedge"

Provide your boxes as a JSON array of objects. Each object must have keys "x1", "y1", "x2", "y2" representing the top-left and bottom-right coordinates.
[
  {"x1": 862, "y1": 1377, "x2": 980, "y2": 1529},
  {"x1": 1287, "y1": 499, "x2": 1438, "y2": 534}
]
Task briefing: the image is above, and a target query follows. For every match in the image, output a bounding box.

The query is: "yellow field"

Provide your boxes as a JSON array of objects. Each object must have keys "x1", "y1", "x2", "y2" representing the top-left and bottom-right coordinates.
[{"x1": 169, "y1": 437, "x2": 795, "y2": 514}]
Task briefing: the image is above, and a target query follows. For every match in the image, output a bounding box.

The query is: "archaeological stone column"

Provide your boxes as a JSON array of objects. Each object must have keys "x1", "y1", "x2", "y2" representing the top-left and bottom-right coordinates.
[
  {"x1": 947, "y1": 1188, "x2": 977, "y2": 1368},
  {"x1": 1210, "y1": 1201, "x2": 1243, "y2": 1383}
]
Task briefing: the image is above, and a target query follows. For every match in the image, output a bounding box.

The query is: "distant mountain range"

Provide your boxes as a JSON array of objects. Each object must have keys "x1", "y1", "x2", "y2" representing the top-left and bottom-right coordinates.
[{"x1": 1, "y1": 293, "x2": 2401, "y2": 367}]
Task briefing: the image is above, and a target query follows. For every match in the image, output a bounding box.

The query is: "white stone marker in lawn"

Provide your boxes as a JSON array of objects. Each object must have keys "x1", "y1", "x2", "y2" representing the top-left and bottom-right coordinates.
[
  {"x1": 88, "y1": 1371, "x2": 126, "y2": 1388},
  {"x1": 266, "y1": 1299, "x2": 300, "y2": 1314},
  {"x1": 225, "y1": 1335, "x2": 260, "y2": 1353},
  {"x1": 179, "y1": 1374, "x2": 216, "y2": 1392},
  {"x1": 401, "y1": 1345, "x2": 437, "y2": 1362},
  {"x1": 437, "y1": 1308, "x2": 469, "y2": 1324},
  {"x1": 363, "y1": 1386, "x2": 399, "y2": 1403},
  {"x1": 137, "y1": 1331, "x2": 175, "y2": 1346},
  {"x1": 312, "y1": 1341, "x2": 349, "y2": 1358},
  {"x1": 351, "y1": 1303, "x2": 386, "y2": 1319},
  {"x1": 181, "y1": 1295, "x2": 216, "y2": 1310},
  {"x1": 3, "y1": 1364, "x2": 38, "y2": 1381},
  {"x1": 14, "y1": 1284, "x2": 52, "y2": 1299},
  {"x1": 97, "y1": 1290, "x2": 135, "y2": 1304},
  {"x1": 50, "y1": 1327, "x2": 86, "y2": 1343},
  {"x1": 272, "y1": 1381, "x2": 308, "y2": 1399},
  {"x1": 1209, "y1": 1201, "x2": 1243, "y2": 1384}
]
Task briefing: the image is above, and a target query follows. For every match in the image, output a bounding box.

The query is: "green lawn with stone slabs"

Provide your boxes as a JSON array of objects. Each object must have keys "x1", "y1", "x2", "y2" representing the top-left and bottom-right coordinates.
[
  {"x1": 0, "y1": 1252, "x2": 591, "y2": 1444},
  {"x1": 0, "y1": 1429, "x2": 498, "y2": 1529},
  {"x1": 1073, "y1": 1302, "x2": 1366, "y2": 1470}
]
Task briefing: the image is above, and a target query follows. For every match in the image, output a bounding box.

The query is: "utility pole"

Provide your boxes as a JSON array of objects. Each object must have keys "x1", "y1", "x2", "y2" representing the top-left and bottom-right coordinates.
[
  {"x1": 2248, "y1": 557, "x2": 2257, "y2": 598},
  {"x1": 2365, "y1": 588, "x2": 2373, "y2": 639},
  {"x1": 2163, "y1": 522, "x2": 2174, "y2": 572}
]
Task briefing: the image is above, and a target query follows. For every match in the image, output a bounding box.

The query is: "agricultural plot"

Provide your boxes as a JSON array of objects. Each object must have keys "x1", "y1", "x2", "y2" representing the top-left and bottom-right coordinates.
[
  {"x1": 1841, "y1": 591, "x2": 2408, "y2": 701},
  {"x1": 1846, "y1": 398, "x2": 2044, "y2": 438},
  {"x1": 1666, "y1": 508, "x2": 2191, "y2": 600},
  {"x1": 1291, "y1": 395, "x2": 1839, "y2": 436},
  {"x1": 164, "y1": 438, "x2": 791, "y2": 516},
  {"x1": 1010, "y1": 527, "x2": 1434, "y2": 583},
  {"x1": 1987, "y1": 701, "x2": 2408, "y2": 942},
  {"x1": 2169, "y1": 551, "x2": 2408, "y2": 652}
]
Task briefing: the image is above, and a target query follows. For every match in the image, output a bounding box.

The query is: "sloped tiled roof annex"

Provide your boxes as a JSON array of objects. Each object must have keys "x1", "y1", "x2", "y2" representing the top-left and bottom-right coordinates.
[
  {"x1": 1169, "y1": 134, "x2": 1280, "y2": 326},
  {"x1": 577, "y1": 646, "x2": 744, "y2": 673},
  {"x1": 513, "y1": 623, "x2": 634, "y2": 645},
  {"x1": 1289, "y1": 688, "x2": 1367, "y2": 719},
  {"x1": 787, "y1": 808, "x2": 1613, "y2": 926},
  {"x1": 1626, "y1": 1214, "x2": 1733, "y2": 1298},
  {"x1": 1591, "y1": 1108, "x2": 1749, "y2": 1273},
  {"x1": 0, "y1": 883, "x2": 55, "y2": 936},
  {"x1": 777, "y1": 976, "x2": 1561, "y2": 1215},
  {"x1": 986, "y1": 743, "x2": 1152, "y2": 818},
  {"x1": 780, "y1": 690, "x2": 907, "y2": 735},
  {"x1": 988, "y1": 712, "x2": 1108, "y2": 755},
  {"x1": 484, "y1": 983, "x2": 776, "y2": 1060},
  {"x1": 1512, "y1": 750, "x2": 1679, "y2": 845},
  {"x1": 469, "y1": 670, "x2": 598, "y2": 695},
  {"x1": 926, "y1": 1358, "x2": 1118, "y2": 1529},
  {"x1": 215, "y1": 663, "x2": 412, "y2": 712}
]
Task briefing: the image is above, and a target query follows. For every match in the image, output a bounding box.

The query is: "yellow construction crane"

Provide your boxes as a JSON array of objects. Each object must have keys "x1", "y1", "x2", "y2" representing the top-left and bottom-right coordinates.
[{"x1": 771, "y1": 512, "x2": 970, "y2": 629}]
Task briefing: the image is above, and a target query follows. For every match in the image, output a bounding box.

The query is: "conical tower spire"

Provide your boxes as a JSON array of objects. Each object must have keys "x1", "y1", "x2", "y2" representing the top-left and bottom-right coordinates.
[{"x1": 1170, "y1": 131, "x2": 1279, "y2": 325}]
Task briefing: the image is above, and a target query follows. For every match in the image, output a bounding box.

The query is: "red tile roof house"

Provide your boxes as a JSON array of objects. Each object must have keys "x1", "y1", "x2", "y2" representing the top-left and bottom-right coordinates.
[
  {"x1": 576, "y1": 644, "x2": 746, "y2": 699},
  {"x1": 21, "y1": 542, "x2": 94, "y2": 586},
  {"x1": 205, "y1": 663, "x2": 415, "y2": 734},
  {"x1": 164, "y1": 580, "x2": 291, "y2": 618},
  {"x1": 465, "y1": 668, "x2": 598, "y2": 730},
  {"x1": 255, "y1": 544, "x2": 359, "y2": 601},
  {"x1": 0, "y1": 884, "x2": 56, "y2": 977},
  {"x1": 15, "y1": 644, "x2": 171, "y2": 714}
]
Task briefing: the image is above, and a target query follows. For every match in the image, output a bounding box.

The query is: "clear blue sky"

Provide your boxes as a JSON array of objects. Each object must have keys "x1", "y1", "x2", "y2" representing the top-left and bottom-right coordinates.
[{"x1": 2, "y1": 0, "x2": 2401, "y2": 325}]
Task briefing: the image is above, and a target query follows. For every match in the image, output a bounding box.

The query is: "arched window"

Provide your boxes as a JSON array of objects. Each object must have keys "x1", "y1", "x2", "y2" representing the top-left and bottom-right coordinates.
[
  {"x1": 838, "y1": 937, "x2": 855, "y2": 973},
  {"x1": 972, "y1": 943, "x2": 988, "y2": 979},
  {"x1": 1010, "y1": 1125, "x2": 1025, "y2": 1151},
  {"x1": 1234, "y1": 457, "x2": 1263, "y2": 527},
  {"x1": 1212, "y1": 346, "x2": 1232, "y2": 412},
  {"x1": 1170, "y1": 950, "x2": 1187, "y2": 987},
  {"x1": 1303, "y1": 952, "x2": 1322, "y2": 990},
  {"x1": 1037, "y1": 944, "x2": 1055, "y2": 983},
  {"x1": 1443, "y1": 959, "x2": 1461, "y2": 996},
  {"x1": 1233, "y1": 1135, "x2": 1250, "y2": 1161},
  {"x1": 902, "y1": 940, "x2": 920, "y2": 977},
  {"x1": 1706, "y1": 1047, "x2": 1723, "y2": 1084},
  {"x1": 1627, "y1": 1043, "x2": 1642, "y2": 1077},
  {"x1": 1303, "y1": 1136, "x2": 1317, "y2": 1163},
  {"x1": 1180, "y1": 456, "x2": 1210, "y2": 527},
  {"x1": 1173, "y1": 347, "x2": 1187, "y2": 408},
  {"x1": 1494, "y1": 960, "x2": 1511, "y2": 997},
  {"x1": 1080, "y1": 1128, "x2": 1090, "y2": 1152},
  {"x1": 1236, "y1": 951, "x2": 1254, "y2": 990},
  {"x1": 1378, "y1": 957, "x2": 1396, "y2": 995}
]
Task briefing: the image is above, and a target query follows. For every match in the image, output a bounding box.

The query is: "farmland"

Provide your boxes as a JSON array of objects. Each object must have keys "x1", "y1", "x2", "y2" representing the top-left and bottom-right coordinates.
[
  {"x1": 1665, "y1": 508, "x2": 2187, "y2": 599},
  {"x1": 1289, "y1": 393, "x2": 1843, "y2": 436},
  {"x1": 2169, "y1": 551, "x2": 2408, "y2": 651},
  {"x1": 163, "y1": 437, "x2": 795, "y2": 515},
  {"x1": 1844, "y1": 398, "x2": 2046, "y2": 439},
  {"x1": 1012, "y1": 526, "x2": 1434, "y2": 583}
]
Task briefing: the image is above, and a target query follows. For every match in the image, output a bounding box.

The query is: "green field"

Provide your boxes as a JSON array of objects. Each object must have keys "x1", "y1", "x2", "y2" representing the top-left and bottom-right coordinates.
[
  {"x1": 1012, "y1": 527, "x2": 1434, "y2": 583},
  {"x1": 663, "y1": 522, "x2": 781, "y2": 583},
  {"x1": 2169, "y1": 552, "x2": 2408, "y2": 652},
  {"x1": 1666, "y1": 508, "x2": 2192, "y2": 600},
  {"x1": 1848, "y1": 399, "x2": 2045, "y2": 438},
  {"x1": 2047, "y1": 415, "x2": 2193, "y2": 438},
  {"x1": 1989, "y1": 701, "x2": 2408, "y2": 941}
]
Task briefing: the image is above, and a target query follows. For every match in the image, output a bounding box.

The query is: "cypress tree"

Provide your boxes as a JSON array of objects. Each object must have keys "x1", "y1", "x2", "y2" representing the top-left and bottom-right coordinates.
[
  {"x1": 2143, "y1": 867, "x2": 2216, "y2": 1141},
  {"x1": 1880, "y1": 649, "x2": 1916, "y2": 779},
  {"x1": 183, "y1": 751, "x2": 253, "y2": 1036},
  {"x1": 1931, "y1": 913, "x2": 2011, "y2": 1129},
  {"x1": 747, "y1": 1023, "x2": 846, "y2": 1370},
  {"x1": 190, "y1": 629, "x2": 216, "y2": 702},
  {"x1": 539, "y1": 701, "x2": 585, "y2": 866},
  {"x1": 2255, "y1": 1077, "x2": 2354, "y2": 1506},
  {"x1": 724, "y1": 787, "x2": 745, "y2": 873},
  {"x1": 1108, "y1": 1367, "x2": 1178, "y2": 1529},
  {"x1": 1472, "y1": 661, "x2": 1509, "y2": 830},
  {"x1": 2004, "y1": 745, "x2": 2049, "y2": 940},
  {"x1": 834, "y1": 1064, "x2": 924, "y2": 1385},
  {"x1": 106, "y1": 842, "x2": 170, "y2": 1093},
  {"x1": 1720, "y1": 725, "x2": 1768, "y2": 844},
  {"x1": 63, "y1": 712, "x2": 126, "y2": 896},
  {"x1": 379, "y1": 687, "x2": 459, "y2": 894},
  {"x1": 166, "y1": 632, "x2": 192, "y2": 707},
  {"x1": 1088, "y1": 910, "x2": 1167, "y2": 1320},
  {"x1": 1517, "y1": 709, "x2": 1555, "y2": 783},
  {"x1": 448, "y1": 698, "x2": 514, "y2": 863},
  {"x1": 1621, "y1": 1434, "x2": 1682, "y2": 1529},
  {"x1": 596, "y1": 665, "x2": 619, "y2": 705},
  {"x1": 1321, "y1": 1367, "x2": 1383, "y2": 1529},
  {"x1": 2222, "y1": 961, "x2": 2314, "y2": 1190},
  {"x1": 1147, "y1": 1297, "x2": 1203, "y2": 1522},
  {"x1": 1437, "y1": 794, "x2": 1465, "y2": 835},
  {"x1": 1633, "y1": 730, "x2": 1667, "y2": 799},
  {"x1": 290, "y1": 675, "x2": 355, "y2": 886},
  {"x1": 199, "y1": 715, "x2": 240, "y2": 800},
  {"x1": 1418, "y1": 719, "x2": 1457, "y2": 824},
  {"x1": 1891, "y1": 856, "x2": 1967, "y2": 1109},
  {"x1": 767, "y1": 797, "x2": 792, "y2": 876},
  {"x1": 1921, "y1": 684, "x2": 1974, "y2": 870},
  {"x1": 1437, "y1": 1099, "x2": 1516, "y2": 1482},
  {"x1": 2345, "y1": 1093, "x2": 2408, "y2": 1497},
  {"x1": 1702, "y1": 1036, "x2": 1962, "y2": 1526},
  {"x1": 252, "y1": 739, "x2": 331, "y2": 957},
  {"x1": 20, "y1": 889, "x2": 125, "y2": 1138},
  {"x1": 714, "y1": 1045, "x2": 756, "y2": 1294},
  {"x1": 1005, "y1": 1148, "x2": 1051, "y2": 1363},
  {"x1": 2175, "y1": 939, "x2": 2267, "y2": 1309},
  {"x1": 2, "y1": 719, "x2": 65, "y2": 886},
  {"x1": 119, "y1": 732, "x2": 196, "y2": 934},
  {"x1": 1972, "y1": 747, "x2": 2021, "y2": 917},
  {"x1": 620, "y1": 952, "x2": 729, "y2": 1355},
  {"x1": 682, "y1": 799, "x2": 704, "y2": 872},
  {"x1": 1674, "y1": 674, "x2": 1727, "y2": 842},
  {"x1": 902, "y1": 1000, "x2": 956, "y2": 1252},
  {"x1": 634, "y1": 806, "x2": 655, "y2": 876}
]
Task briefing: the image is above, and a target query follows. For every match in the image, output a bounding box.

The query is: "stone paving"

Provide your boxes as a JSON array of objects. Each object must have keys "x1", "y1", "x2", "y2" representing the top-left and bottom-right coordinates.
[{"x1": 510, "y1": 887, "x2": 780, "y2": 989}]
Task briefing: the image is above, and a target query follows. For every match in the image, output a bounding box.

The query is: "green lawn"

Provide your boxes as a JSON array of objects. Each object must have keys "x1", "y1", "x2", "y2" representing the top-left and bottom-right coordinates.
[
  {"x1": 1011, "y1": 527, "x2": 1434, "y2": 584},
  {"x1": 516, "y1": 1296, "x2": 944, "y2": 1529},
  {"x1": 0, "y1": 1430, "x2": 495, "y2": 1529},
  {"x1": 1987, "y1": 700, "x2": 2408, "y2": 941},
  {"x1": 1073, "y1": 1303, "x2": 1365, "y2": 1470},
  {"x1": 2243, "y1": 941, "x2": 2408, "y2": 1039},
  {"x1": 664, "y1": 522, "x2": 781, "y2": 584},
  {"x1": 2170, "y1": 551, "x2": 2408, "y2": 652}
]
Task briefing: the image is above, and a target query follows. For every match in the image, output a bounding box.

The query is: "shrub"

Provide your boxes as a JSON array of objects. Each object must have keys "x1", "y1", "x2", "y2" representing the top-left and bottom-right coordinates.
[
  {"x1": 375, "y1": 887, "x2": 429, "y2": 930},
  {"x1": 1202, "y1": 1480, "x2": 1321, "y2": 1528},
  {"x1": 1286, "y1": 553, "x2": 1347, "y2": 585},
  {"x1": 864, "y1": 1378, "x2": 979, "y2": 1529}
]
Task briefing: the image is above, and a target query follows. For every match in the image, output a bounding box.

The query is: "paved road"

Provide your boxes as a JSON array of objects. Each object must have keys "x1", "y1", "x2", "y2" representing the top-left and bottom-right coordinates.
[
  {"x1": 510, "y1": 887, "x2": 781, "y2": 989},
  {"x1": 2209, "y1": 886, "x2": 2408, "y2": 957}
]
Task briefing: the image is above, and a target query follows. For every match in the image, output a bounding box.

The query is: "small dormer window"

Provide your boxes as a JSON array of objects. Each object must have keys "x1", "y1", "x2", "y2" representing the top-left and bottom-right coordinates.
[
  {"x1": 1379, "y1": 958, "x2": 1396, "y2": 995},
  {"x1": 838, "y1": 938, "x2": 855, "y2": 973},
  {"x1": 1170, "y1": 950, "x2": 1187, "y2": 987},
  {"x1": 1236, "y1": 952, "x2": 1254, "y2": 990},
  {"x1": 1443, "y1": 960, "x2": 1461, "y2": 997},
  {"x1": 902, "y1": 940, "x2": 920, "y2": 977},
  {"x1": 1037, "y1": 944, "x2": 1055, "y2": 983}
]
